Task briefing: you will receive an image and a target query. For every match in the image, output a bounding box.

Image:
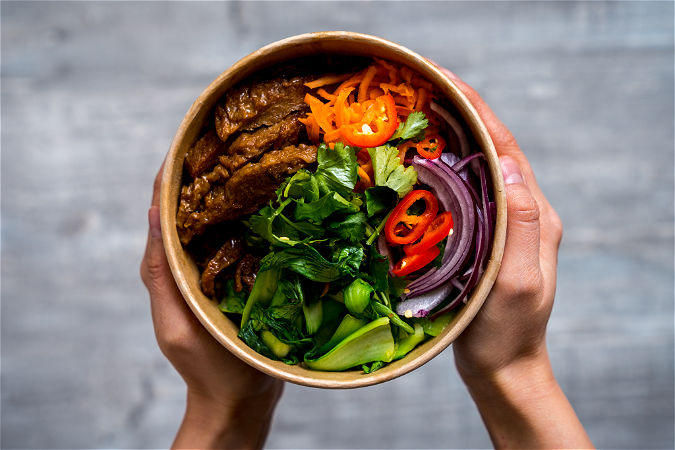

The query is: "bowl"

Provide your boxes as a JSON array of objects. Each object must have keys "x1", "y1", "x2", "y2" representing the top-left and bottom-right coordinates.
[{"x1": 160, "y1": 31, "x2": 506, "y2": 388}]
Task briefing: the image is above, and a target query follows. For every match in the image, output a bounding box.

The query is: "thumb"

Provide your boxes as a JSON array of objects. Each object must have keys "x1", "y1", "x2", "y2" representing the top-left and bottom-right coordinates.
[
  {"x1": 141, "y1": 206, "x2": 184, "y2": 306},
  {"x1": 497, "y1": 156, "x2": 543, "y2": 296}
]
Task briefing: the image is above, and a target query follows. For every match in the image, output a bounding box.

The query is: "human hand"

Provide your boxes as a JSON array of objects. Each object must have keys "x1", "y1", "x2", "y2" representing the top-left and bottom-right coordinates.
[
  {"x1": 435, "y1": 67, "x2": 592, "y2": 449},
  {"x1": 437, "y1": 68, "x2": 563, "y2": 380},
  {"x1": 140, "y1": 163, "x2": 283, "y2": 449}
]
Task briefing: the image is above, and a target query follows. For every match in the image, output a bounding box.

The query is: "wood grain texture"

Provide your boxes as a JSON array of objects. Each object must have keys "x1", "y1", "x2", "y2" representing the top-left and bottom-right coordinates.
[{"x1": 2, "y1": 1, "x2": 672, "y2": 448}]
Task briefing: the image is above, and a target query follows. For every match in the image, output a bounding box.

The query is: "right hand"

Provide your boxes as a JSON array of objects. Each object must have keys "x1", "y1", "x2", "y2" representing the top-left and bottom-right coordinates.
[{"x1": 440, "y1": 68, "x2": 563, "y2": 380}]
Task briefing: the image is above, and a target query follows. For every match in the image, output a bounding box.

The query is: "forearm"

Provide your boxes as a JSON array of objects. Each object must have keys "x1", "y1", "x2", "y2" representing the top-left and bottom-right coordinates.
[
  {"x1": 459, "y1": 351, "x2": 594, "y2": 450},
  {"x1": 172, "y1": 389, "x2": 281, "y2": 450}
]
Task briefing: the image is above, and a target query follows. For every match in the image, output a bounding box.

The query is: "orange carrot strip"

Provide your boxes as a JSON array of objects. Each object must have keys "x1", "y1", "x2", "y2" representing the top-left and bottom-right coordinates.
[
  {"x1": 410, "y1": 76, "x2": 434, "y2": 91},
  {"x1": 317, "y1": 88, "x2": 337, "y2": 101},
  {"x1": 380, "y1": 83, "x2": 399, "y2": 95},
  {"x1": 332, "y1": 68, "x2": 368, "y2": 95},
  {"x1": 415, "y1": 88, "x2": 427, "y2": 112},
  {"x1": 361, "y1": 159, "x2": 373, "y2": 175},
  {"x1": 358, "y1": 167, "x2": 373, "y2": 188},
  {"x1": 369, "y1": 87, "x2": 385, "y2": 100},
  {"x1": 394, "y1": 95, "x2": 415, "y2": 109},
  {"x1": 299, "y1": 115, "x2": 321, "y2": 143},
  {"x1": 396, "y1": 105, "x2": 414, "y2": 117},
  {"x1": 305, "y1": 73, "x2": 354, "y2": 89},
  {"x1": 324, "y1": 128, "x2": 343, "y2": 142},
  {"x1": 305, "y1": 93, "x2": 335, "y2": 133},
  {"x1": 357, "y1": 148, "x2": 371, "y2": 161},
  {"x1": 358, "y1": 65, "x2": 378, "y2": 103},
  {"x1": 334, "y1": 86, "x2": 354, "y2": 128},
  {"x1": 401, "y1": 66, "x2": 414, "y2": 84}
]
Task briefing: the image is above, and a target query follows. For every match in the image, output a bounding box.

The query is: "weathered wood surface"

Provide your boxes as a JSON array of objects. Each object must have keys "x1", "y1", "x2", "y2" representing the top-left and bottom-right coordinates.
[{"x1": 2, "y1": 2, "x2": 672, "y2": 448}]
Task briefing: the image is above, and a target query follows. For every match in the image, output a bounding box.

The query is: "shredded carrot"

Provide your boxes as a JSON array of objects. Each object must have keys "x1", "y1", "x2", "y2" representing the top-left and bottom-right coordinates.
[
  {"x1": 357, "y1": 166, "x2": 374, "y2": 189},
  {"x1": 305, "y1": 73, "x2": 354, "y2": 90},
  {"x1": 298, "y1": 59, "x2": 438, "y2": 148},
  {"x1": 299, "y1": 115, "x2": 321, "y2": 143},
  {"x1": 410, "y1": 76, "x2": 434, "y2": 91},
  {"x1": 358, "y1": 66, "x2": 378, "y2": 103},
  {"x1": 415, "y1": 88, "x2": 427, "y2": 112},
  {"x1": 317, "y1": 88, "x2": 337, "y2": 102}
]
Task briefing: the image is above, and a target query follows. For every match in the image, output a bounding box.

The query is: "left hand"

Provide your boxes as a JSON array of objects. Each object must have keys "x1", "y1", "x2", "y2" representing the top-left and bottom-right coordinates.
[{"x1": 140, "y1": 162, "x2": 283, "y2": 449}]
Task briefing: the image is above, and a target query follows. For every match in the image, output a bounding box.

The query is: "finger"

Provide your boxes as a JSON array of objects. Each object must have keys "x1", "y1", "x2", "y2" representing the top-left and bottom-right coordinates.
[
  {"x1": 434, "y1": 66, "x2": 558, "y2": 240},
  {"x1": 151, "y1": 160, "x2": 165, "y2": 208},
  {"x1": 495, "y1": 156, "x2": 543, "y2": 299},
  {"x1": 435, "y1": 67, "x2": 521, "y2": 158}
]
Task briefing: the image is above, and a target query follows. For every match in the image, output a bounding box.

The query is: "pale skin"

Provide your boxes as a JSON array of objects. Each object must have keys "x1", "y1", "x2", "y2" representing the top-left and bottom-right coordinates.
[{"x1": 140, "y1": 68, "x2": 593, "y2": 450}]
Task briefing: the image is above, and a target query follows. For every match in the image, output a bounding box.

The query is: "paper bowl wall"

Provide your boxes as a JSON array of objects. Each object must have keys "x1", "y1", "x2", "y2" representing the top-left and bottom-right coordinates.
[{"x1": 160, "y1": 31, "x2": 506, "y2": 389}]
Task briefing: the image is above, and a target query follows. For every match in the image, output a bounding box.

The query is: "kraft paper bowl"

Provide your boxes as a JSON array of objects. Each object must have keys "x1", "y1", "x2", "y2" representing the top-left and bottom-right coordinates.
[{"x1": 160, "y1": 31, "x2": 506, "y2": 389}]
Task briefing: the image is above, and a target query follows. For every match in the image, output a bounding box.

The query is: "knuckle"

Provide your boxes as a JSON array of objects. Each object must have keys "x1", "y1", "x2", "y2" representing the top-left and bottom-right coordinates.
[
  {"x1": 546, "y1": 207, "x2": 564, "y2": 242},
  {"x1": 156, "y1": 325, "x2": 193, "y2": 358},
  {"x1": 494, "y1": 267, "x2": 544, "y2": 301},
  {"x1": 509, "y1": 192, "x2": 540, "y2": 224}
]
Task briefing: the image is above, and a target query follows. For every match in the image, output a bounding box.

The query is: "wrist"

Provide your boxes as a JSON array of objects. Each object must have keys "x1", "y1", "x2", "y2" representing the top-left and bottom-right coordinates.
[
  {"x1": 457, "y1": 348, "x2": 593, "y2": 449},
  {"x1": 458, "y1": 347, "x2": 557, "y2": 405},
  {"x1": 173, "y1": 383, "x2": 283, "y2": 449}
]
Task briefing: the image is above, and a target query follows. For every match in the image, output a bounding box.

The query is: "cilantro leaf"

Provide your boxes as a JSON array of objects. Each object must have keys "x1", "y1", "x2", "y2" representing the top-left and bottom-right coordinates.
[
  {"x1": 328, "y1": 212, "x2": 368, "y2": 243},
  {"x1": 314, "y1": 142, "x2": 359, "y2": 197},
  {"x1": 389, "y1": 111, "x2": 428, "y2": 142},
  {"x1": 368, "y1": 145, "x2": 418, "y2": 197},
  {"x1": 293, "y1": 191, "x2": 359, "y2": 223}
]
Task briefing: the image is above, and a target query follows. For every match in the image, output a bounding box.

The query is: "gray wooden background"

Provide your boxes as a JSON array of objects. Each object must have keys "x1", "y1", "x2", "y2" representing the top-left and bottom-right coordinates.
[{"x1": 2, "y1": 2, "x2": 673, "y2": 449}]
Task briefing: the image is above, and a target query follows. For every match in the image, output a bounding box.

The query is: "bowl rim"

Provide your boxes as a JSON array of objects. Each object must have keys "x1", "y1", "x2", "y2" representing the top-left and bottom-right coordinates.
[{"x1": 160, "y1": 31, "x2": 506, "y2": 389}]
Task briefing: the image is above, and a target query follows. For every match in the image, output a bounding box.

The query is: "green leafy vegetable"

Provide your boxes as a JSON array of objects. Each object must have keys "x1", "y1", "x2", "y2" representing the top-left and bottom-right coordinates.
[
  {"x1": 218, "y1": 279, "x2": 247, "y2": 314},
  {"x1": 393, "y1": 323, "x2": 425, "y2": 360},
  {"x1": 241, "y1": 268, "x2": 281, "y2": 326},
  {"x1": 303, "y1": 299, "x2": 323, "y2": 335},
  {"x1": 371, "y1": 301, "x2": 414, "y2": 333},
  {"x1": 294, "y1": 191, "x2": 359, "y2": 222},
  {"x1": 410, "y1": 310, "x2": 456, "y2": 336},
  {"x1": 304, "y1": 317, "x2": 395, "y2": 371},
  {"x1": 389, "y1": 111, "x2": 428, "y2": 142},
  {"x1": 344, "y1": 278, "x2": 374, "y2": 317},
  {"x1": 364, "y1": 186, "x2": 398, "y2": 217},
  {"x1": 368, "y1": 146, "x2": 418, "y2": 197},
  {"x1": 313, "y1": 142, "x2": 359, "y2": 197},
  {"x1": 327, "y1": 212, "x2": 369, "y2": 243},
  {"x1": 259, "y1": 245, "x2": 363, "y2": 282}
]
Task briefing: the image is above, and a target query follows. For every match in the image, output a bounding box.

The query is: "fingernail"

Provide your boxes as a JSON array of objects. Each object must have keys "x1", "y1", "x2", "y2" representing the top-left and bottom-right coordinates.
[
  {"x1": 499, "y1": 156, "x2": 525, "y2": 185},
  {"x1": 149, "y1": 206, "x2": 162, "y2": 239}
]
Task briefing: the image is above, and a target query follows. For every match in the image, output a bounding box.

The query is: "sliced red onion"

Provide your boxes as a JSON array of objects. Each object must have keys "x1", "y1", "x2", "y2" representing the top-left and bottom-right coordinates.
[
  {"x1": 392, "y1": 154, "x2": 495, "y2": 318},
  {"x1": 405, "y1": 157, "x2": 476, "y2": 294},
  {"x1": 452, "y1": 152, "x2": 484, "y2": 173},
  {"x1": 430, "y1": 203, "x2": 488, "y2": 320},
  {"x1": 431, "y1": 101, "x2": 469, "y2": 160}
]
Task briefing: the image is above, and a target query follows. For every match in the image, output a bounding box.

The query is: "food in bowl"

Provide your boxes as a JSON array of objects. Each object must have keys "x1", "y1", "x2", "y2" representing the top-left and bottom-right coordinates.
[{"x1": 174, "y1": 55, "x2": 495, "y2": 373}]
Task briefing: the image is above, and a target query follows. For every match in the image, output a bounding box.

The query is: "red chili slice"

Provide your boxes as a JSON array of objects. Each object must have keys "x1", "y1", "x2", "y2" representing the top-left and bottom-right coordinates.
[
  {"x1": 392, "y1": 245, "x2": 441, "y2": 277},
  {"x1": 403, "y1": 211, "x2": 454, "y2": 256},
  {"x1": 384, "y1": 190, "x2": 438, "y2": 245},
  {"x1": 341, "y1": 94, "x2": 398, "y2": 148},
  {"x1": 416, "y1": 134, "x2": 446, "y2": 159}
]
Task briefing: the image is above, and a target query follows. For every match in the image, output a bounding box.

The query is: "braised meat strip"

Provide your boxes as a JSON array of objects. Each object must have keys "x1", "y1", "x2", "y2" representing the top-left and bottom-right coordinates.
[
  {"x1": 178, "y1": 143, "x2": 317, "y2": 244},
  {"x1": 214, "y1": 76, "x2": 312, "y2": 141},
  {"x1": 218, "y1": 110, "x2": 307, "y2": 174},
  {"x1": 200, "y1": 236, "x2": 245, "y2": 297}
]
